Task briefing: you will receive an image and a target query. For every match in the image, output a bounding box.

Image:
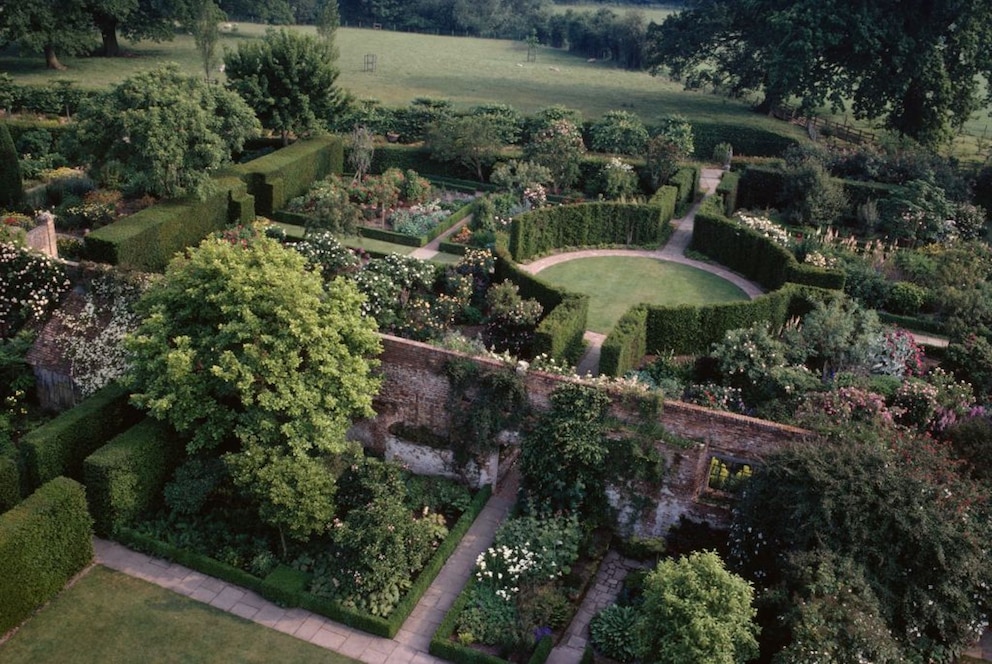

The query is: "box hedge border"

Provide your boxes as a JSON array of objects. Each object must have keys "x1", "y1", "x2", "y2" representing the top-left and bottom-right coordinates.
[
  {"x1": 0, "y1": 476, "x2": 93, "y2": 634},
  {"x1": 114, "y1": 484, "x2": 492, "y2": 639},
  {"x1": 0, "y1": 455, "x2": 19, "y2": 513},
  {"x1": 21, "y1": 382, "x2": 142, "y2": 493},
  {"x1": 83, "y1": 418, "x2": 185, "y2": 537}
]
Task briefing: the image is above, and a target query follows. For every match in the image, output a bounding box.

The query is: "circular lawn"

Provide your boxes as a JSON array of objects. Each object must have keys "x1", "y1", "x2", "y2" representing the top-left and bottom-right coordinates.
[{"x1": 535, "y1": 256, "x2": 749, "y2": 334}]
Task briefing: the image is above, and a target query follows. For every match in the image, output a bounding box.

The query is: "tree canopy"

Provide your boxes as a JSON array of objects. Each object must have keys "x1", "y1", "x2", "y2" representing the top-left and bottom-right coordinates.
[
  {"x1": 224, "y1": 28, "x2": 349, "y2": 145},
  {"x1": 0, "y1": 0, "x2": 94, "y2": 69},
  {"x1": 732, "y1": 436, "x2": 992, "y2": 660},
  {"x1": 126, "y1": 230, "x2": 382, "y2": 540},
  {"x1": 646, "y1": 0, "x2": 992, "y2": 146},
  {"x1": 70, "y1": 64, "x2": 259, "y2": 198}
]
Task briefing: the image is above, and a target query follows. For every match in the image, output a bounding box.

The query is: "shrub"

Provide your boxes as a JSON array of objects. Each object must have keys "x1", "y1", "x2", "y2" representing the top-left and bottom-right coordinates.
[
  {"x1": 83, "y1": 418, "x2": 185, "y2": 536},
  {"x1": 590, "y1": 110, "x2": 649, "y2": 156},
  {"x1": 590, "y1": 605, "x2": 641, "y2": 663},
  {"x1": 0, "y1": 477, "x2": 93, "y2": 634},
  {"x1": 21, "y1": 382, "x2": 142, "y2": 491},
  {"x1": 0, "y1": 241, "x2": 71, "y2": 337},
  {"x1": 885, "y1": 281, "x2": 928, "y2": 315}
]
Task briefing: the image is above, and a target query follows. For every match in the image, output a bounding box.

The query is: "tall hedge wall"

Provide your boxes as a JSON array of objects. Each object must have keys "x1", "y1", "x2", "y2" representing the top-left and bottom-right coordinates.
[
  {"x1": 0, "y1": 476, "x2": 93, "y2": 634},
  {"x1": 509, "y1": 202, "x2": 674, "y2": 261},
  {"x1": 642, "y1": 289, "x2": 793, "y2": 358},
  {"x1": 716, "y1": 171, "x2": 740, "y2": 216},
  {"x1": 736, "y1": 165, "x2": 785, "y2": 211},
  {"x1": 20, "y1": 382, "x2": 142, "y2": 493},
  {"x1": 84, "y1": 175, "x2": 253, "y2": 271},
  {"x1": 84, "y1": 418, "x2": 184, "y2": 536},
  {"x1": 494, "y1": 249, "x2": 588, "y2": 363},
  {"x1": 668, "y1": 165, "x2": 701, "y2": 215},
  {"x1": 0, "y1": 456, "x2": 20, "y2": 513},
  {"x1": 599, "y1": 305, "x2": 648, "y2": 377},
  {"x1": 648, "y1": 185, "x2": 678, "y2": 222},
  {"x1": 691, "y1": 120, "x2": 802, "y2": 159},
  {"x1": 236, "y1": 135, "x2": 344, "y2": 215},
  {"x1": 690, "y1": 197, "x2": 845, "y2": 291}
]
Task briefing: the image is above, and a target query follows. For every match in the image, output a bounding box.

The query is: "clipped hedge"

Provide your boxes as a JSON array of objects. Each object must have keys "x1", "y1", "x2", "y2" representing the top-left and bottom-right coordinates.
[
  {"x1": 533, "y1": 294, "x2": 590, "y2": 364},
  {"x1": 668, "y1": 165, "x2": 700, "y2": 215},
  {"x1": 640, "y1": 289, "x2": 794, "y2": 357},
  {"x1": 736, "y1": 165, "x2": 785, "y2": 211},
  {"x1": 716, "y1": 171, "x2": 740, "y2": 216},
  {"x1": 600, "y1": 305, "x2": 648, "y2": 377},
  {"x1": 358, "y1": 200, "x2": 474, "y2": 247},
  {"x1": 83, "y1": 418, "x2": 184, "y2": 536},
  {"x1": 509, "y1": 202, "x2": 674, "y2": 262},
  {"x1": 235, "y1": 135, "x2": 344, "y2": 216},
  {"x1": 84, "y1": 175, "x2": 252, "y2": 271},
  {"x1": 495, "y1": 249, "x2": 588, "y2": 363},
  {"x1": 370, "y1": 144, "x2": 474, "y2": 179},
  {"x1": 648, "y1": 185, "x2": 678, "y2": 222},
  {"x1": 117, "y1": 484, "x2": 492, "y2": 639},
  {"x1": 0, "y1": 476, "x2": 93, "y2": 634},
  {"x1": 0, "y1": 455, "x2": 20, "y2": 512},
  {"x1": 20, "y1": 382, "x2": 142, "y2": 492},
  {"x1": 691, "y1": 197, "x2": 844, "y2": 291},
  {"x1": 691, "y1": 120, "x2": 802, "y2": 159}
]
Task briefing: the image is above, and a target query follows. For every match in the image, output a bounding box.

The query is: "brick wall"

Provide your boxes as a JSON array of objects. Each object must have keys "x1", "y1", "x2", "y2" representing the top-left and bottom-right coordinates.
[{"x1": 352, "y1": 335, "x2": 813, "y2": 536}]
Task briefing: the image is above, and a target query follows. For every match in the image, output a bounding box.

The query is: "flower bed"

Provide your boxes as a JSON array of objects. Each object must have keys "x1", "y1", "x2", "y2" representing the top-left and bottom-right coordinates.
[
  {"x1": 431, "y1": 515, "x2": 610, "y2": 664},
  {"x1": 120, "y1": 461, "x2": 490, "y2": 638}
]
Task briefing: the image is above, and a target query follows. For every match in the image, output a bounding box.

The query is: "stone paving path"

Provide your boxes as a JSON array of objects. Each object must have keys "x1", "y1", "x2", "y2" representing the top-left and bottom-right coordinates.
[
  {"x1": 95, "y1": 469, "x2": 518, "y2": 664},
  {"x1": 547, "y1": 550, "x2": 649, "y2": 664}
]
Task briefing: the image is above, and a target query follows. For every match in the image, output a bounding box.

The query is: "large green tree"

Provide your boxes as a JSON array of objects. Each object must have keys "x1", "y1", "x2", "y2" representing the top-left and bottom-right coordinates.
[
  {"x1": 427, "y1": 115, "x2": 504, "y2": 181},
  {"x1": 646, "y1": 0, "x2": 992, "y2": 146},
  {"x1": 71, "y1": 64, "x2": 260, "y2": 198},
  {"x1": 224, "y1": 28, "x2": 349, "y2": 146},
  {"x1": 636, "y1": 551, "x2": 759, "y2": 664},
  {"x1": 85, "y1": 0, "x2": 189, "y2": 57},
  {"x1": 126, "y1": 231, "x2": 382, "y2": 542},
  {"x1": 732, "y1": 436, "x2": 992, "y2": 661},
  {"x1": 0, "y1": 0, "x2": 94, "y2": 70}
]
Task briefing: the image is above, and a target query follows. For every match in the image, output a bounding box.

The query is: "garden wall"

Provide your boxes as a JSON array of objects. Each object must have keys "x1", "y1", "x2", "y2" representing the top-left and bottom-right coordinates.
[{"x1": 351, "y1": 335, "x2": 811, "y2": 534}]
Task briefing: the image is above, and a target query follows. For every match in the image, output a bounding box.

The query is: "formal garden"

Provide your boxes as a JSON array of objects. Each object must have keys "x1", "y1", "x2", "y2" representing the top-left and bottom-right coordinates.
[{"x1": 3, "y1": 2, "x2": 992, "y2": 663}]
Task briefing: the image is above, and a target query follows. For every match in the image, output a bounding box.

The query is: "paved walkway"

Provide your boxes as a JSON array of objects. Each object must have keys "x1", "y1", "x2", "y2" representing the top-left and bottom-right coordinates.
[
  {"x1": 411, "y1": 215, "x2": 474, "y2": 260},
  {"x1": 95, "y1": 469, "x2": 518, "y2": 664},
  {"x1": 547, "y1": 550, "x2": 649, "y2": 663}
]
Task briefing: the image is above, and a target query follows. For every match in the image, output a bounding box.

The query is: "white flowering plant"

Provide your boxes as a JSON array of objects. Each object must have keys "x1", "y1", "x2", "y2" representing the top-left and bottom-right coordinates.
[{"x1": 0, "y1": 242, "x2": 70, "y2": 338}]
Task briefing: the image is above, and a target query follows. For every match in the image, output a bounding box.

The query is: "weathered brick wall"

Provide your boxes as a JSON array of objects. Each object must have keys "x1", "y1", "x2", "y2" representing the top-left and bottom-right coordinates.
[{"x1": 353, "y1": 335, "x2": 813, "y2": 535}]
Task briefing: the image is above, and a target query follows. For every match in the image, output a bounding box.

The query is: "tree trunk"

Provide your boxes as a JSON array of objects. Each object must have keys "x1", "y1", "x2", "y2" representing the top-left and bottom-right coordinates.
[
  {"x1": 281, "y1": 130, "x2": 290, "y2": 147},
  {"x1": 100, "y1": 26, "x2": 122, "y2": 57},
  {"x1": 44, "y1": 45, "x2": 66, "y2": 70}
]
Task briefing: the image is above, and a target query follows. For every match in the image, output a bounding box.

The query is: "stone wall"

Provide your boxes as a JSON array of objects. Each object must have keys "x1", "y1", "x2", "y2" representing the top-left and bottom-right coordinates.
[{"x1": 351, "y1": 335, "x2": 813, "y2": 536}]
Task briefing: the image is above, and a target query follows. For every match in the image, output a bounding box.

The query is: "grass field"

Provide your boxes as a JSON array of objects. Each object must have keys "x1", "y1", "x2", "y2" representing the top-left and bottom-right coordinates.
[
  {"x1": 535, "y1": 256, "x2": 748, "y2": 333},
  {"x1": 0, "y1": 566, "x2": 358, "y2": 664},
  {"x1": 0, "y1": 23, "x2": 802, "y2": 132}
]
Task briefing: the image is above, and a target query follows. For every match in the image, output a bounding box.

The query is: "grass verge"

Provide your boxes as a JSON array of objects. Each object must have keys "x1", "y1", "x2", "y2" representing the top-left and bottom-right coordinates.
[{"x1": 0, "y1": 566, "x2": 359, "y2": 664}]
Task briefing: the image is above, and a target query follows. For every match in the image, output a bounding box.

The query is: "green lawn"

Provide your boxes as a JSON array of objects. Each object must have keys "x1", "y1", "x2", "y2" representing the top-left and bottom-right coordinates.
[
  {"x1": 0, "y1": 566, "x2": 358, "y2": 664},
  {"x1": 0, "y1": 23, "x2": 803, "y2": 132},
  {"x1": 536, "y1": 256, "x2": 749, "y2": 333}
]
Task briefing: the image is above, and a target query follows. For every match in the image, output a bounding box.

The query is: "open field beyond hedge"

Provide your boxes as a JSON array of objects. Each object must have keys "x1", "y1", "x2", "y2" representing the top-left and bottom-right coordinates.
[
  {"x1": 0, "y1": 566, "x2": 359, "y2": 664},
  {"x1": 535, "y1": 256, "x2": 749, "y2": 333}
]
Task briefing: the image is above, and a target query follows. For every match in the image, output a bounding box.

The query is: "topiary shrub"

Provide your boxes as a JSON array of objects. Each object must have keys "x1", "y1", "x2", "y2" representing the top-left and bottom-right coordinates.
[
  {"x1": 0, "y1": 123, "x2": 23, "y2": 208},
  {"x1": 0, "y1": 476, "x2": 93, "y2": 634}
]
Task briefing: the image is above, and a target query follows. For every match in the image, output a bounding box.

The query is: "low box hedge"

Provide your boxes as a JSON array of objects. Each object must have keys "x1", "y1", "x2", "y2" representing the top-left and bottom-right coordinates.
[
  {"x1": 21, "y1": 382, "x2": 142, "y2": 492},
  {"x1": 83, "y1": 418, "x2": 185, "y2": 537},
  {"x1": 0, "y1": 476, "x2": 93, "y2": 634},
  {"x1": 115, "y1": 484, "x2": 492, "y2": 639}
]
